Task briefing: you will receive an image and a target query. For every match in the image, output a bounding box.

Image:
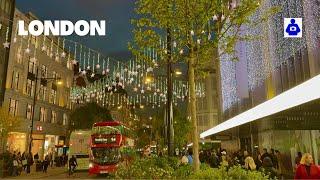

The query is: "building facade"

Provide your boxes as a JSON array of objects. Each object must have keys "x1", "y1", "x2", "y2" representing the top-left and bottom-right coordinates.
[
  {"x1": 207, "y1": 0, "x2": 320, "y2": 175},
  {"x1": 3, "y1": 9, "x2": 74, "y2": 159},
  {"x1": 196, "y1": 73, "x2": 219, "y2": 134},
  {"x1": 0, "y1": 0, "x2": 15, "y2": 105}
]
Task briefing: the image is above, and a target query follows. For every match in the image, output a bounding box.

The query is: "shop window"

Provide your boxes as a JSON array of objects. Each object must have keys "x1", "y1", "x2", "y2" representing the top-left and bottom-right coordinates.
[
  {"x1": 26, "y1": 104, "x2": 33, "y2": 120},
  {"x1": 9, "y1": 98, "x2": 18, "y2": 116}
]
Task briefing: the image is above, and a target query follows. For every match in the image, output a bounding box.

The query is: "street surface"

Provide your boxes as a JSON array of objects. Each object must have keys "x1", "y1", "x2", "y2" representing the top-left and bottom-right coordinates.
[{"x1": 6, "y1": 167, "x2": 114, "y2": 179}]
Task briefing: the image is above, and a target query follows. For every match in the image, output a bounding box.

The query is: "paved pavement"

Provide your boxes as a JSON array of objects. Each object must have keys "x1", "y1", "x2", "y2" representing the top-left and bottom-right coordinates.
[{"x1": 4, "y1": 166, "x2": 114, "y2": 179}]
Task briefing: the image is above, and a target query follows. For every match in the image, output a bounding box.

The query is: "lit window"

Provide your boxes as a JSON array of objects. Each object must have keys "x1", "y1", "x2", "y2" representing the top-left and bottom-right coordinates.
[
  {"x1": 41, "y1": 65, "x2": 48, "y2": 78},
  {"x1": 63, "y1": 113, "x2": 68, "y2": 125},
  {"x1": 9, "y1": 99, "x2": 18, "y2": 116},
  {"x1": 28, "y1": 59, "x2": 36, "y2": 74},
  {"x1": 50, "y1": 89, "x2": 57, "y2": 104},
  {"x1": 39, "y1": 85, "x2": 47, "y2": 101},
  {"x1": 26, "y1": 79, "x2": 35, "y2": 96},
  {"x1": 26, "y1": 104, "x2": 33, "y2": 120},
  {"x1": 51, "y1": 111, "x2": 57, "y2": 123},
  {"x1": 40, "y1": 107, "x2": 47, "y2": 122}
]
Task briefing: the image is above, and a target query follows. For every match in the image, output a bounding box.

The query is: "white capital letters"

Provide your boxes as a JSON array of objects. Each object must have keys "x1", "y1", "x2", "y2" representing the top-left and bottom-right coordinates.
[
  {"x1": 90, "y1": 20, "x2": 106, "y2": 36},
  {"x1": 18, "y1": 20, "x2": 28, "y2": 36},
  {"x1": 28, "y1": 20, "x2": 44, "y2": 36},
  {"x1": 60, "y1": 20, "x2": 74, "y2": 36},
  {"x1": 44, "y1": 20, "x2": 60, "y2": 36},
  {"x1": 74, "y1": 20, "x2": 90, "y2": 36}
]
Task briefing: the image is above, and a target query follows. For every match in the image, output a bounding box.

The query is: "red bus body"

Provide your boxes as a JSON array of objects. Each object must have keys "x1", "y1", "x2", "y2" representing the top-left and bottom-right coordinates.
[{"x1": 89, "y1": 121, "x2": 132, "y2": 175}]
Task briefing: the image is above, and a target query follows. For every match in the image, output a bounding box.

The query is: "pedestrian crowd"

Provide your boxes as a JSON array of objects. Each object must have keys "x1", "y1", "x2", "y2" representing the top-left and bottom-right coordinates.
[
  {"x1": 178, "y1": 147, "x2": 320, "y2": 179},
  {"x1": 0, "y1": 150, "x2": 69, "y2": 177}
]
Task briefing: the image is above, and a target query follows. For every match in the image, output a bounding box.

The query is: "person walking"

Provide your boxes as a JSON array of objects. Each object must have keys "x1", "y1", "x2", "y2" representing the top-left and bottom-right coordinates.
[
  {"x1": 244, "y1": 156, "x2": 257, "y2": 170},
  {"x1": 43, "y1": 154, "x2": 49, "y2": 173},
  {"x1": 181, "y1": 152, "x2": 189, "y2": 165},
  {"x1": 26, "y1": 152, "x2": 33, "y2": 174},
  {"x1": 34, "y1": 153, "x2": 39, "y2": 163},
  {"x1": 12, "y1": 154, "x2": 18, "y2": 176},
  {"x1": 220, "y1": 151, "x2": 229, "y2": 167},
  {"x1": 68, "y1": 155, "x2": 78, "y2": 175},
  {"x1": 261, "y1": 157, "x2": 277, "y2": 179},
  {"x1": 294, "y1": 153, "x2": 320, "y2": 179},
  {"x1": 295, "y1": 152, "x2": 302, "y2": 170},
  {"x1": 261, "y1": 148, "x2": 271, "y2": 162},
  {"x1": 187, "y1": 150, "x2": 193, "y2": 165}
]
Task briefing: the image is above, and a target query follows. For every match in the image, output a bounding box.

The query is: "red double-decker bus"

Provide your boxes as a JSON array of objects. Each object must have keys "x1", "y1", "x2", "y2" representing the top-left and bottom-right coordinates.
[{"x1": 89, "y1": 121, "x2": 134, "y2": 174}]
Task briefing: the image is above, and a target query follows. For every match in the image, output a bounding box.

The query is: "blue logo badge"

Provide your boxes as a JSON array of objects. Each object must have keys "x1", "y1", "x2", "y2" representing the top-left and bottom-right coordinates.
[{"x1": 284, "y1": 18, "x2": 302, "y2": 38}]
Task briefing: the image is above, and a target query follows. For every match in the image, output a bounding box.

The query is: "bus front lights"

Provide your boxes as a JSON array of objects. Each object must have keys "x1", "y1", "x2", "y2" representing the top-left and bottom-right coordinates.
[{"x1": 89, "y1": 163, "x2": 94, "y2": 168}]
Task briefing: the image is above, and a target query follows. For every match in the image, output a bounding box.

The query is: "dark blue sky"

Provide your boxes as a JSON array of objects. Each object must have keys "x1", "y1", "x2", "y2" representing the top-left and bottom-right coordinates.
[{"x1": 16, "y1": 0, "x2": 136, "y2": 59}]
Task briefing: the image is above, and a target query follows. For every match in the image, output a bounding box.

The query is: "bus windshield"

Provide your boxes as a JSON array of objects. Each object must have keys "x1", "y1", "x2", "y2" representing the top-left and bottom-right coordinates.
[
  {"x1": 92, "y1": 126, "x2": 120, "y2": 135},
  {"x1": 91, "y1": 148, "x2": 121, "y2": 165}
]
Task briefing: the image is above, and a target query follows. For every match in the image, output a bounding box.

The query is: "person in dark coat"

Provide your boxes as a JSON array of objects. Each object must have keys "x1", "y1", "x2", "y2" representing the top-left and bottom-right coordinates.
[
  {"x1": 26, "y1": 152, "x2": 33, "y2": 174},
  {"x1": 261, "y1": 157, "x2": 277, "y2": 179},
  {"x1": 43, "y1": 155, "x2": 49, "y2": 173}
]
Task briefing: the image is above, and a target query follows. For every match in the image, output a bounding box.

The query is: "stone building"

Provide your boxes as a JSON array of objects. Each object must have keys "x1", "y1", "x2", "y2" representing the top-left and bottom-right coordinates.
[
  {"x1": 2, "y1": 9, "x2": 74, "y2": 159},
  {"x1": 0, "y1": 0, "x2": 15, "y2": 105}
]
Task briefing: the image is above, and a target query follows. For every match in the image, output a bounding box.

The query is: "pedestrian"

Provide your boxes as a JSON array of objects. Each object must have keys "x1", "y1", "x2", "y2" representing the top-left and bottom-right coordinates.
[
  {"x1": 12, "y1": 154, "x2": 19, "y2": 176},
  {"x1": 209, "y1": 150, "x2": 219, "y2": 168},
  {"x1": 34, "y1": 152, "x2": 39, "y2": 163},
  {"x1": 261, "y1": 148, "x2": 271, "y2": 162},
  {"x1": 261, "y1": 157, "x2": 277, "y2": 179},
  {"x1": 26, "y1": 152, "x2": 33, "y2": 174},
  {"x1": 220, "y1": 151, "x2": 229, "y2": 167},
  {"x1": 295, "y1": 152, "x2": 302, "y2": 169},
  {"x1": 294, "y1": 153, "x2": 320, "y2": 179},
  {"x1": 43, "y1": 154, "x2": 49, "y2": 173},
  {"x1": 48, "y1": 152, "x2": 53, "y2": 167},
  {"x1": 181, "y1": 152, "x2": 189, "y2": 165},
  {"x1": 16, "y1": 152, "x2": 22, "y2": 175},
  {"x1": 187, "y1": 149, "x2": 193, "y2": 165},
  {"x1": 21, "y1": 152, "x2": 27, "y2": 171},
  {"x1": 275, "y1": 150, "x2": 284, "y2": 179},
  {"x1": 244, "y1": 156, "x2": 257, "y2": 170},
  {"x1": 270, "y1": 148, "x2": 278, "y2": 169},
  {"x1": 253, "y1": 148, "x2": 262, "y2": 170},
  {"x1": 69, "y1": 155, "x2": 78, "y2": 175}
]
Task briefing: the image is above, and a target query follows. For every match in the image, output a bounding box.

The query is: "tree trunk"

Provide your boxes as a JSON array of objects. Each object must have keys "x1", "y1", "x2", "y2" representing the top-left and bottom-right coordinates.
[
  {"x1": 188, "y1": 53, "x2": 200, "y2": 172},
  {"x1": 213, "y1": 47, "x2": 223, "y2": 123}
]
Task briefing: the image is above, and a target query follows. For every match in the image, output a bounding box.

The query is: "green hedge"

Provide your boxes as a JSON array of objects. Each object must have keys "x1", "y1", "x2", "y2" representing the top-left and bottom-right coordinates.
[{"x1": 115, "y1": 157, "x2": 271, "y2": 179}]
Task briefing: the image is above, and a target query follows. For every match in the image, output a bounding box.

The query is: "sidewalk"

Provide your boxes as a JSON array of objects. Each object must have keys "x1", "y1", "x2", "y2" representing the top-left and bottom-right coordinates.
[{"x1": 5, "y1": 166, "x2": 67, "y2": 179}]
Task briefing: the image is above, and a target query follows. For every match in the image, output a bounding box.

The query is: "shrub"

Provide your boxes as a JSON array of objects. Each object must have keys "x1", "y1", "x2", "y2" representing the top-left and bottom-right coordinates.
[
  {"x1": 115, "y1": 157, "x2": 175, "y2": 179},
  {"x1": 116, "y1": 156, "x2": 271, "y2": 180}
]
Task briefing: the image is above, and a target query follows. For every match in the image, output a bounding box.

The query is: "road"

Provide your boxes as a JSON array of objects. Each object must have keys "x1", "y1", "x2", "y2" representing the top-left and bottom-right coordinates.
[{"x1": 6, "y1": 167, "x2": 115, "y2": 179}]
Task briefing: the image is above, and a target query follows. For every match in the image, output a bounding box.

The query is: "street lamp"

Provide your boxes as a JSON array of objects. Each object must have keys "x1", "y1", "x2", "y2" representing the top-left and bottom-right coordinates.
[{"x1": 28, "y1": 68, "x2": 63, "y2": 155}]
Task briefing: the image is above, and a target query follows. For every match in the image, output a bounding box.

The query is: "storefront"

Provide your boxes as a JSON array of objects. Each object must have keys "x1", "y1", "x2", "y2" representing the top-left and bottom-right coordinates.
[
  {"x1": 7, "y1": 132, "x2": 27, "y2": 153},
  {"x1": 31, "y1": 134, "x2": 45, "y2": 160},
  {"x1": 44, "y1": 134, "x2": 58, "y2": 156}
]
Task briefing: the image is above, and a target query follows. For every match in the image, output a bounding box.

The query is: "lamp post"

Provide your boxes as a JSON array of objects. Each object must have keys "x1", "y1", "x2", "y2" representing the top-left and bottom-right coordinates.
[{"x1": 28, "y1": 67, "x2": 62, "y2": 155}]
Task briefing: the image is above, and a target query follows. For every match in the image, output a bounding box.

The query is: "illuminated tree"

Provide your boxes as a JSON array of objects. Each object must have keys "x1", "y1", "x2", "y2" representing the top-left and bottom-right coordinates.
[{"x1": 131, "y1": 0, "x2": 278, "y2": 171}]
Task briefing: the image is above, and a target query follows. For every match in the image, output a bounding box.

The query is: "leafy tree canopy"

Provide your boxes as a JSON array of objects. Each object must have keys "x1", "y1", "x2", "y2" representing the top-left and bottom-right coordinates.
[{"x1": 70, "y1": 102, "x2": 113, "y2": 130}]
